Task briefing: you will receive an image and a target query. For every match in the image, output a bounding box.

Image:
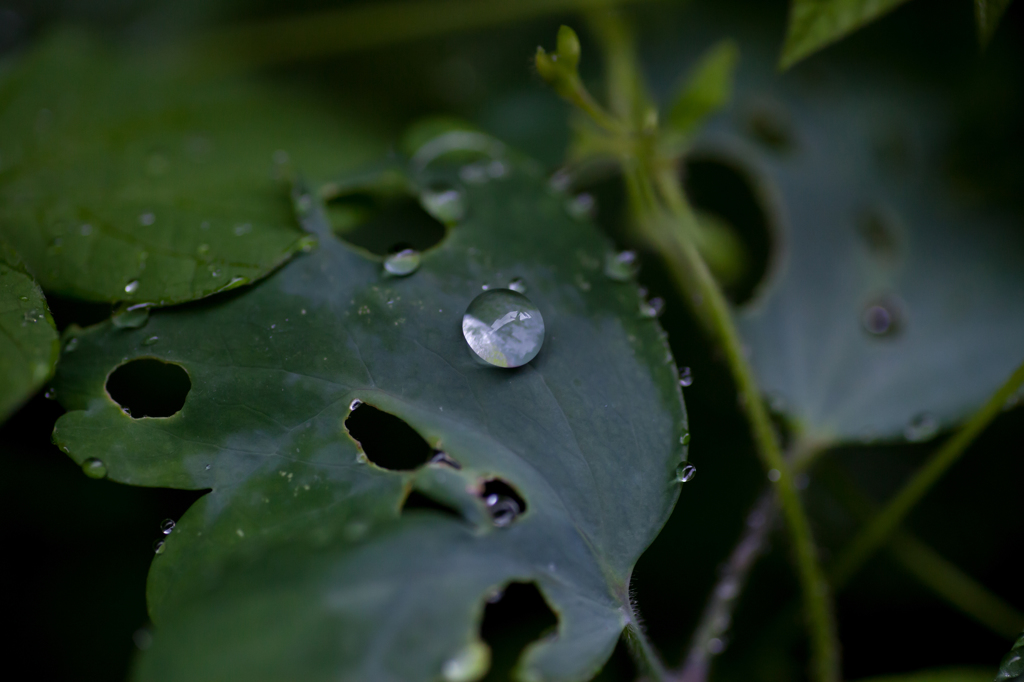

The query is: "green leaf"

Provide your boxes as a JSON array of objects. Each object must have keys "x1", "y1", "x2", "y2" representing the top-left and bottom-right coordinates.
[
  {"x1": 779, "y1": 0, "x2": 913, "y2": 69},
  {"x1": 975, "y1": 0, "x2": 1015, "y2": 46},
  {"x1": 996, "y1": 631, "x2": 1024, "y2": 682},
  {"x1": 51, "y1": 141, "x2": 688, "y2": 681},
  {"x1": 850, "y1": 669, "x2": 996, "y2": 682},
  {"x1": 0, "y1": 257, "x2": 59, "y2": 422},
  {"x1": 0, "y1": 32, "x2": 382, "y2": 307},
  {"x1": 665, "y1": 40, "x2": 739, "y2": 137},
  {"x1": 695, "y1": 45, "x2": 1024, "y2": 444}
]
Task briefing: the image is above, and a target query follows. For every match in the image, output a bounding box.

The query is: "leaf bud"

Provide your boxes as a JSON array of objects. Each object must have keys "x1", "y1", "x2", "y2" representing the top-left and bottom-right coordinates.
[{"x1": 556, "y1": 25, "x2": 581, "y2": 71}]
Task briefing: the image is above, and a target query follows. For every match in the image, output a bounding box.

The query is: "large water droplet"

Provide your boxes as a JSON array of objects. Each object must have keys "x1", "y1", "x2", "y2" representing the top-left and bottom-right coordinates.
[
  {"x1": 112, "y1": 303, "x2": 151, "y2": 329},
  {"x1": 462, "y1": 289, "x2": 545, "y2": 368},
  {"x1": 485, "y1": 493, "x2": 521, "y2": 527},
  {"x1": 675, "y1": 464, "x2": 696, "y2": 483},
  {"x1": 383, "y1": 249, "x2": 421, "y2": 277},
  {"x1": 421, "y1": 187, "x2": 465, "y2": 224},
  {"x1": 604, "y1": 250, "x2": 638, "y2": 282},
  {"x1": 679, "y1": 366, "x2": 693, "y2": 387},
  {"x1": 124, "y1": 280, "x2": 140, "y2": 295},
  {"x1": 160, "y1": 519, "x2": 175, "y2": 535},
  {"x1": 82, "y1": 458, "x2": 107, "y2": 479},
  {"x1": 904, "y1": 412, "x2": 938, "y2": 442}
]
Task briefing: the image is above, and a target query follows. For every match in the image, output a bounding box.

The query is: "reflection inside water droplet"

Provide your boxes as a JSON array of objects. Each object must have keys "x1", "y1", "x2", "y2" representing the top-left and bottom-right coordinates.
[
  {"x1": 675, "y1": 464, "x2": 696, "y2": 483},
  {"x1": 82, "y1": 458, "x2": 107, "y2": 479},
  {"x1": 383, "y1": 249, "x2": 421, "y2": 276},
  {"x1": 904, "y1": 412, "x2": 938, "y2": 442},
  {"x1": 462, "y1": 289, "x2": 545, "y2": 368}
]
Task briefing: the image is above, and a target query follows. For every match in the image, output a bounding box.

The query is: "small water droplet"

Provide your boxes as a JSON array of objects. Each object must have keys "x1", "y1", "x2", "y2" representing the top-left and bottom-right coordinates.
[
  {"x1": 79, "y1": 223, "x2": 93, "y2": 236},
  {"x1": 485, "y1": 493, "x2": 522, "y2": 526},
  {"x1": 142, "y1": 335, "x2": 159, "y2": 346},
  {"x1": 507, "y1": 278, "x2": 526, "y2": 293},
  {"x1": 707, "y1": 637, "x2": 726, "y2": 655},
  {"x1": 640, "y1": 297, "x2": 665, "y2": 318},
  {"x1": 462, "y1": 289, "x2": 545, "y2": 368},
  {"x1": 441, "y1": 641, "x2": 490, "y2": 682},
  {"x1": 862, "y1": 296, "x2": 904, "y2": 337},
  {"x1": 124, "y1": 280, "x2": 140, "y2": 295},
  {"x1": 679, "y1": 367, "x2": 693, "y2": 387},
  {"x1": 112, "y1": 302, "x2": 151, "y2": 329},
  {"x1": 383, "y1": 249, "x2": 421, "y2": 277},
  {"x1": 153, "y1": 539, "x2": 166, "y2": 554},
  {"x1": 219, "y1": 276, "x2": 249, "y2": 292},
  {"x1": 233, "y1": 223, "x2": 252, "y2": 236},
  {"x1": 196, "y1": 243, "x2": 211, "y2": 258},
  {"x1": 904, "y1": 412, "x2": 938, "y2": 442},
  {"x1": 294, "y1": 193, "x2": 313, "y2": 215},
  {"x1": 138, "y1": 213, "x2": 155, "y2": 226},
  {"x1": 420, "y1": 187, "x2": 466, "y2": 224},
  {"x1": 566, "y1": 193, "x2": 595, "y2": 220},
  {"x1": 82, "y1": 458, "x2": 107, "y2": 479},
  {"x1": 297, "y1": 235, "x2": 318, "y2": 252},
  {"x1": 64, "y1": 337, "x2": 79, "y2": 352},
  {"x1": 429, "y1": 452, "x2": 461, "y2": 469},
  {"x1": 22, "y1": 308, "x2": 42, "y2": 325},
  {"x1": 675, "y1": 464, "x2": 696, "y2": 483},
  {"x1": 349, "y1": 399, "x2": 363, "y2": 411},
  {"x1": 767, "y1": 469, "x2": 781, "y2": 482},
  {"x1": 44, "y1": 388, "x2": 57, "y2": 400},
  {"x1": 680, "y1": 432, "x2": 691, "y2": 446},
  {"x1": 160, "y1": 519, "x2": 175, "y2": 535},
  {"x1": 604, "y1": 250, "x2": 638, "y2": 281}
]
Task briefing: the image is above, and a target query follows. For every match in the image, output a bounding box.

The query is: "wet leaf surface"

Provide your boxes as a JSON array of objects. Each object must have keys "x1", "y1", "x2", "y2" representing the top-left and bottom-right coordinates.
[
  {"x1": 52, "y1": 143, "x2": 688, "y2": 681},
  {"x1": 0, "y1": 258, "x2": 59, "y2": 421}
]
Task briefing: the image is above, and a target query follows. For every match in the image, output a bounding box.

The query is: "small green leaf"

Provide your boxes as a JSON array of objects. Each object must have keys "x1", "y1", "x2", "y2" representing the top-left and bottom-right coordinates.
[
  {"x1": 996, "y1": 631, "x2": 1024, "y2": 682},
  {"x1": 0, "y1": 32, "x2": 382, "y2": 306},
  {"x1": 0, "y1": 258, "x2": 59, "y2": 422},
  {"x1": 976, "y1": 0, "x2": 1015, "y2": 46},
  {"x1": 779, "y1": 0, "x2": 913, "y2": 69},
  {"x1": 52, "y1": 140, "x2": 688, "y2": 681},
  {"x1": 665, "y1": 40, "x2": 739, "y2": 137}
]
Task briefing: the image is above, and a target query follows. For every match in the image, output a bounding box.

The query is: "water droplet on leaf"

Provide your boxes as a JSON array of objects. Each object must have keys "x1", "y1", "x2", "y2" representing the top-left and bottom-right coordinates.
[
  {"x1": 124, "y1": 280, "x2": 140, "y2": 295},
  {"x1": 44, "y1": 388, "x2": 56, "y2": 400},
  {"x1": 675, "y1": 464, "x2": 696, "y2": 483},
  {"x1": 442, "y1": 641, "x2": 490, "y2": 682},
  {"x1": 349, "y1": 399, "x2": 363, "y2": 411},
  {"x1": 153, "y1": 539, "x2": 166, "y2": 554},
  {"x1": 82, "y1": 458, "x2": 107, "y2": 479},
  {"x1": 507, "y1": 277, "x2": 526, "y2": 293},
  {"x1": 142, "y1": 336, "x2": 159, "y2": 346},
  {"x1": 383, "y1": 249, "x2": 421, "y2": 277},
  {"x1": 604, "y1": 250, "x2": 638, "y2": 281},
  {"x1": 640, "y1": 297, "x2": 665, "y2": 318},
  {"x1": 485, "y1": 493, "x2": 522, "y2": 526},
  {"x1": 462, "y1": 289, "x2": 545, "y2": 368},
  {"x1": 138, "y1": 213, "x2": 155, "y2": 226},
  {"x1": 160, "y1": 519, "x2": 175, "y2": 535},
  {"x1": 566, "y1": 193, "x2": 595, "y2": 220},
  {"x1": 679, "y1": 367, "x2": 693, "y2": 387},
  {"x1": 680, "y1": 432, "x2": 691, "y2": 446},
  {"x1": 112, "y1": 303, "x2": 151, "y2": 329},
  {"x1": 904, "y1": 412, "x2": 938, "y2": 442},
  {"x1": 421, "y1": 187, "x2": 465, "y2": 224}
]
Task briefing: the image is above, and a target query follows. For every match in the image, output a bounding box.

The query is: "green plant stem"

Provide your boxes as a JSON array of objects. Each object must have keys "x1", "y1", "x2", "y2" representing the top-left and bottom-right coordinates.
[
  {"x1": 830, "y1": 360, "x2": 1024, "y2": 589},
  {"x1": 168, "y1": 0, "x2": 649, "y2": 73},
  {"x1": 625, "y1": 620, "x2": 671, "y2": 682},
  {"x1": 641, "y1": 165, "x2": 840, "y2": 682}
]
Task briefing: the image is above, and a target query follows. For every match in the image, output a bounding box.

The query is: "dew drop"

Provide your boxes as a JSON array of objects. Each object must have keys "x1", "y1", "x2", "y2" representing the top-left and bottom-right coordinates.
[
  {"x1": 142, "y1": 335, "x2": 159, "y2": 346},
  {"x1": 22, "y1": 308, "x2": 42, "y2": 325},
  {"x1": 297, "y1": 235, "x2": 319, "y2": 252},
  {"x1": 383, "y1": 249, "x2": 421, "y2": 277},
  {"x1": 44, "y1": 388, "x2": 56, "y2": 400},
  {"x1": 64, "y1": 337, "x2": 79, "y2": 352},
  {"x1": 485, "y1": 493, "x2": 522, "y2": 527},
  {"x1": 904, "y1": 412, "x2": 938, "y2": 442},
  {"x1": 349, "y1": 399, "x2": 363, "y2": 411},
  {"x1": 138, "y1": 213, "x2": 155, "y2": 227},
  {"x1": 675, "y1": 464, "x2": 696, "y2": 483},
  {"x1": 112, "y1": 303, "x2": 151, "y2": 329},
  {"x1": 640, "y1": 297, "x2": 665, "y2": 318},
  {"x1": 233, "y1": 223, "x2": 252, "y2": 236},
  {"x1": 441, "y1": 641, "x2": 490, "y2": 682},
  {"x1": 420, "y1": 187, "x2": 465, "y2": 224},
  {"x1": 153, "y1": 539, "x2": 166, "y2": 555},
  {"x1": 82, "y1": 458, "x2": 107, "y2": 479},
  {"x1": 507, "y1": 277, "x2": 526, "y2": 294},
  {"x1": 159, "y1": 519, "x2": 175, "y2": 535},
  {"x1": 679, "y1": 366, "x2": 693, "y2": 387},
  {"x1": 680, "y1": 432, "x2": 691, "y2": 446},
  {"x1": 429, "y1": 452, "x2": 461, "y2": 469},
  {"x1": 79, "y1": 223, "x2": 93, "y2": 236},
  {"x1": 462, "y1": 289, "x2": 545, "y2": 368},
  {"x1": 124, "y1": 280, "x2": 140, "y2": 295},
  {"x1": 604, "y1": 250, "x2": 638, "y2": 282},
  {"x1": 566, "y1": 193, "x2": 595, "y2": 220}
]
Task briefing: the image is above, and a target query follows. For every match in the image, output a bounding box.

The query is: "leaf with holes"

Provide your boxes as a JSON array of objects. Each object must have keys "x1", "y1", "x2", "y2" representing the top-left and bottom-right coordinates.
[
  {"x1": 695, "y1": 41, "x2": 1024, "y2": 444},
  {"x1": 779, "y1": 0, "x2": 913, "y2": 69},
  {"x1": 0, "y1": 32, "x2": 382, "y2": 307},
  {"x1": 0, "y1": 256, "x2": 59, "y2": 421},
  {"x1": 52, "y1": 135, "x2": 688, "y2": 682}
]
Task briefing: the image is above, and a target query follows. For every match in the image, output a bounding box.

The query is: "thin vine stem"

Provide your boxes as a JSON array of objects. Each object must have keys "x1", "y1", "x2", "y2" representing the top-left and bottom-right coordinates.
[
  {"x1": 830, "y1": 360, "x2": 1024, "y2": 589},
  {"x1": 645, "y1": 166, "x2": 840, "y2": 682}
]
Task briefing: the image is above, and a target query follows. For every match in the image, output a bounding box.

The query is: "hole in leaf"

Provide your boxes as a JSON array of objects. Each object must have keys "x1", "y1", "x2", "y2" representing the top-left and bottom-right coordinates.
[
  {"x1": 480, "y1": 478, "x2": 527, "y2": 527},
  {"x1": 401, "y1": 490, "x2": 463, "y2": 520},
  {"x1": 105, "y1": 359, "x2": 191, "y2": 418},
  {"x1": 479, "y1": 582, "x2": 558, "y2": 682},
  {"x1": 327, "y1": 192, "x2": 445, "y2": 256},
  {"x1": 683, "y1": 156, "x2": 776, "y2": 306},
  {"x1": 344, "y1": 403, "x2": 432, "y2": 470}
]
